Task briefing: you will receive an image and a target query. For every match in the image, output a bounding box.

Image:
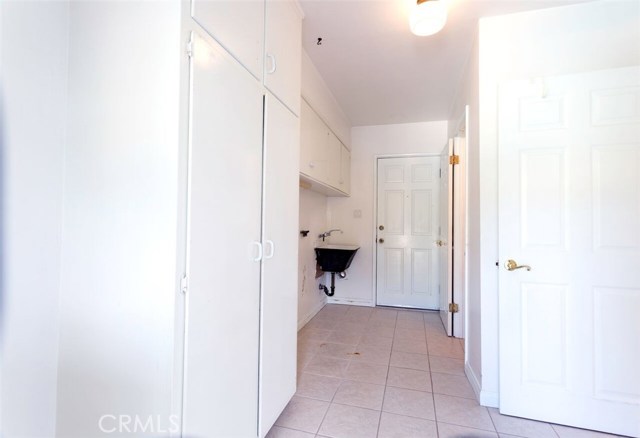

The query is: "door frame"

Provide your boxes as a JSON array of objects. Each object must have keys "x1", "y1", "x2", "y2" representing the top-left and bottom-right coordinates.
[{"x1": 372, "y1": 153, "x2": 441, "y2": 310}]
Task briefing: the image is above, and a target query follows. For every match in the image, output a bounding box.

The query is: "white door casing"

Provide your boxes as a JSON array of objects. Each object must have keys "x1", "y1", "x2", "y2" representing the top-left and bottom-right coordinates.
[
  {"x1": 498, "y1": 66, "x2": 640, "y2": 437},
  {"x1": 183, "y1": 32, "x2": 263, "y2": 437},
  {"x1": 439, "y1": 141, "x2": 453, "y2": 335},
  {"x1": 376, "y1": 156, "x2": 440, "y2": 309}
]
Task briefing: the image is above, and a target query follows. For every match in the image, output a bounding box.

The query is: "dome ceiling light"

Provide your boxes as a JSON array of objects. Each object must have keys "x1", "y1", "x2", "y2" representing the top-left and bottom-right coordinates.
[{"x1": 410, "y1": 0, "x2": 448, "y2": 36}]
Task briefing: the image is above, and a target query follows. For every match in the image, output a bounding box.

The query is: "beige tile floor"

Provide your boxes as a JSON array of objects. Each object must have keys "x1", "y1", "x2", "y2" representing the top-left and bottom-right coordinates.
[{"x1": 268, "y1": 304, "x2": 625, "y2": 438}]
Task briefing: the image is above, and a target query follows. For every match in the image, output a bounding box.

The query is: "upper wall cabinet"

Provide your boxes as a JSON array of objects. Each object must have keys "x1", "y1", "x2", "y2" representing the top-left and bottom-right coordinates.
[
  {"x1": 191, "y1": 0, "x2": 265, "y2": 80},
  {"x1": 339, "y1": 144, "x2": 351, "y2": 194},
  {"x1": 300, "y1": 99, "x2": 351, "y2": 197},
  {"x1": 264, "y1": 0, "x2": 302, "y2": 115},
  {"x1": 300, "y1": 100, "x2": 328, "y2": 181}
]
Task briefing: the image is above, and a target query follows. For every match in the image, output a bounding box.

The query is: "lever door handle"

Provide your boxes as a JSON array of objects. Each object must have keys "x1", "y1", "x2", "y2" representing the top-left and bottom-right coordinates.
[
  {"x1": 504, "y1": 259, "x2": 531, "y2": 271},
  {"x1": 436, "y1": 240, "x2": 444, "y2": 247}
]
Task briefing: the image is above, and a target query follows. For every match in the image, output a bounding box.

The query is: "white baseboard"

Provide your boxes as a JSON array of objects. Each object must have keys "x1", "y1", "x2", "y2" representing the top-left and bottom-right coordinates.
[
  {"x1": 327, "y1": 297, "x2": 374, "y2": 307},
  {"x1": 480, "y1": 390, "x2": 499, "y2": 408},
  {"x1": 465, "y1": 361, "x2": 482, "y2": 401},
  {"x1": 464, "y1": 361, "x2": 500, "y2": 408},
  {"x1": 297, "y1": 298, "x2": 327, "y2": 331}
]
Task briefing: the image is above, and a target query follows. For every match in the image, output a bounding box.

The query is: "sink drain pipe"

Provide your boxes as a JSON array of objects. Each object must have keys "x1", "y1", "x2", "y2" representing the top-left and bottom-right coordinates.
[{"x1": 319, "y1": 272, "x2": 337, "y2": 297}]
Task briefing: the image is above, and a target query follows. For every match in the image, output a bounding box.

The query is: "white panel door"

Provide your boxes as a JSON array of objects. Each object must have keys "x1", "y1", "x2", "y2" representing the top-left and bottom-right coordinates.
[
  {"x1": 259, "y1": 93, "x2": 300, "y2": 436},
  {"x1": 264, "y1": 0, "x2": 301, "y2": 116},
  {"x1": 498, "y1": 66, "x2": 640, "y2": 437},
  {"x1": 191, "y1": 0, "x2": 264, "y2": 80},
  {"x1": 439, "y1": 141, "x2": 453, "y2": 335},
  {"x1": 376, "y1": 156, "x2": 440, "y2": 309},
  {"x1": 184, "y1": 32, "x2": 263, "y2": 437}
]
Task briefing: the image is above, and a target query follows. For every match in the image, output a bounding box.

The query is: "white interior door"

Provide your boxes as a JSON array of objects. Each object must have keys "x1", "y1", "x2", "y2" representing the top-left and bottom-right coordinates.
[
  {"x1": 439, "y1": 141, "x2": 453, "y2": 335},
  {"x1": 498, "y1": 66, "x2": 640, "y2": 437},
  {"x1": 183, "y1": 32, "x2": 264, "y2": 437},
  {"x1": 376, "y1": 156, "x2": 440, "y2": 309},
  {"x1": 259, "y1": 93, "x2": 299, "y2": 437},
  {"x1": 452, "y1": 135, "x2": 467, "y2": 339}
]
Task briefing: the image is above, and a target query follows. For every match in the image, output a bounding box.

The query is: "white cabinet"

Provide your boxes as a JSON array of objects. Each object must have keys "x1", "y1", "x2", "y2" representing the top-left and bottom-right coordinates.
[
  {"x1": 183, "y1": 30, "x2": 300, "y2": 438},
  {"x1": 300, "y1": 100, "x2": 351, "y2": 196},
  {"x1": 191, "y1": 0, "x2": 302, "y2": 115},
  {"x1": 339, "y1": 143, "x2": 351, "y2": 194},
  {"x1": 300, "y1": 99, "x2": 328, "y2": 181},
  {"x1": 264, "y1": 0, "x2": 302, "y2": 115},
  {"x1": 184, "y1": 32, "x2": 264, "y2": 437},
  {"x1": 191, "y1": 0, "x2": 264, "y2": 80},
  {"x1": 49, "y1": 5, "x2": 300, "y2": 437},
  {"x1": 260, "y1": 93, "x2": 299, "y2": 436},
  {"x1": 327, "y1": 131, "x2": 342, "y2": 188}
]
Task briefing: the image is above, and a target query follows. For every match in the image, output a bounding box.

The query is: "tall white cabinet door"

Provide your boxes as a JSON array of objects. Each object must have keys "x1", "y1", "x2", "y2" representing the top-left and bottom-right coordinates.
[
  {"x1": 191, "y1": 0, "x2": 264, "y2": 80},
  {"x1": 259, "y1": 94, "x2": 300, "y2": 437},
  {"x1": 264, "y1": 0, "x2": 302, "y2": 115},
  {"x1": 184, "y1": 32, "x2": 264, "y2": 437}
]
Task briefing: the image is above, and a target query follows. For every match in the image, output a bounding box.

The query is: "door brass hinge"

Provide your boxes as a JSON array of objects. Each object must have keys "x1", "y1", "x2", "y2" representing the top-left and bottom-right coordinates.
[
  {"x1": 449, "y1": 155, "x2": 460, "y2": 165},
  {"x1": 449, "y1": 303, "x2": 459, "y2": 313}
]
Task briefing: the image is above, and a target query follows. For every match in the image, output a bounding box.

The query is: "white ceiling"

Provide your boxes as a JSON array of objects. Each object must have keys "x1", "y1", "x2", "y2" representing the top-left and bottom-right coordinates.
[{"x1": 300, "y1": 0, "x2": 593, "y2": 126}]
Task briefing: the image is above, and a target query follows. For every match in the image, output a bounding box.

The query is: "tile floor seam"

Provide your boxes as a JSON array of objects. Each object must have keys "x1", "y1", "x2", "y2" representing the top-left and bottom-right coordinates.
[
  {"x1": 375, "y1": 310, "x2": 397, "y2": 438},
  {"x1": 425, "y1": 320, "x2": 441, "y2": 438},
  {"x1": 436, "y1": 420, "x2": 502, "y2": 436}
]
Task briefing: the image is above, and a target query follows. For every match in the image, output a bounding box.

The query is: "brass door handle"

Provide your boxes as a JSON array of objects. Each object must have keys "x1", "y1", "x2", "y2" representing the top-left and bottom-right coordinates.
[
  {"x1": 378, "y1": 238, "x2": 384, "y2": 244},
  {"x1": 436, "y1": 240, "x2": 444, "y2": 247},
  {"x1": 505, "y1": 259, "x2": 531, "y2": 271}
]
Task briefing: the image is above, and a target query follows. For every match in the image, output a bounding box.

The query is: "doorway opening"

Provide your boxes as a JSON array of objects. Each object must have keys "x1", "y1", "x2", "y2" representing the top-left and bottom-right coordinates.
[{"x1": 373, "y1": 108, "x2": 468, "y2": 337}]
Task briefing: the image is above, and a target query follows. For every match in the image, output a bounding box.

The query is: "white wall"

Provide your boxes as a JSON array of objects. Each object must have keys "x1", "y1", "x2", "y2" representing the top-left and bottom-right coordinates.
[
  {"x1": 301, "y1": 50, "x2": 351, "y2": 147},
  {"x1": 476, "y1": 0, "x2": 640, "y2": 407},
  {"x1": 297, "y1": 52, "x2": 352, "y2": 327},
  {"x1": 448, "y1": 30, "x2": 482, "y2": 401},
  {"x1": 326, "y1": 121, "x2": 448, "y2": 306},
  {"x1": 0, "y1": 2, "x2": 69, "y2": 435},
  {"x1": 55, "y1": 2, "x2": 182, "y2": 435},
  {"x1": 297, "y1": 188, "x2": 329, "y2": 328}
]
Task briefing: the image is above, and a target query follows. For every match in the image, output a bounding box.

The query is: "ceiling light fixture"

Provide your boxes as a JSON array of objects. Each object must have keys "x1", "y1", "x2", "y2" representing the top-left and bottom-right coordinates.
[{"x1": 410, "y1": 0, "x2": 447, "y2": 36}]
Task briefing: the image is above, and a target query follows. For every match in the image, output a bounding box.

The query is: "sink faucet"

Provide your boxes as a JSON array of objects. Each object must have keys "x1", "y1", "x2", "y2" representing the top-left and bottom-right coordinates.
[{"x1": 319, "y1": 229, "x2": 343, "y2": 241}]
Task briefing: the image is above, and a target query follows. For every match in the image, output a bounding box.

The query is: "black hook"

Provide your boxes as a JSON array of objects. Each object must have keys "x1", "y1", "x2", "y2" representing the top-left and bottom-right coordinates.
[
  {"x1": 300, "y1": 230, "x2": 310, "y2": 237},
  {"x1": 317, "y1": 37, "x2": 322, "y2": 46}
]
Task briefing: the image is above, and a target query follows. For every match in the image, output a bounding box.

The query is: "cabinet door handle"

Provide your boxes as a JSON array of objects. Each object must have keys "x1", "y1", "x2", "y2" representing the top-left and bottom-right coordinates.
[
  {"x1": 251, "y1": 241, "x2": 263, "y2": 262},
  {"x1": 266, "y1": 53, "x2": 277, "y2": 74},
  {"x1": 264, "y1": 240, "x2": 275, "y2": 259}
]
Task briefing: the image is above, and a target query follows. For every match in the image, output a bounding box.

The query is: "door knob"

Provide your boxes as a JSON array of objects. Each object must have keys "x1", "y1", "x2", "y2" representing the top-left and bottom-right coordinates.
[
  {"x1": 436, "y1": 240, "x2": 444, "y2": 247},
  {"x1": 504, "y1": 259, "x2": 531, "y2": 271},
  {"x1": 378, "y1": 238, "x2": 384, "y2": 243}
]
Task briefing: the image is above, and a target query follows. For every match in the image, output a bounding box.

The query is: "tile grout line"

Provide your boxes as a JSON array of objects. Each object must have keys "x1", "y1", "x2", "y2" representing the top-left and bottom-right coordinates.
[
  {"x1": 375, "y1": 309, "x2": 397, "y2": 438},
  {"x1": 313, "y1": 311, "x2": 346, "y2": 436},
  {"x1": 424, "y1": 316, "x2": 441, "y2": 438}
]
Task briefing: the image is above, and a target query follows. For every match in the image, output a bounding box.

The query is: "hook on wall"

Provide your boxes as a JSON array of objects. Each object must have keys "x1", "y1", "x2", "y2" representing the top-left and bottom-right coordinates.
[{"x1": 317, "y1": 37, "x2": 323, "y2": 46}]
